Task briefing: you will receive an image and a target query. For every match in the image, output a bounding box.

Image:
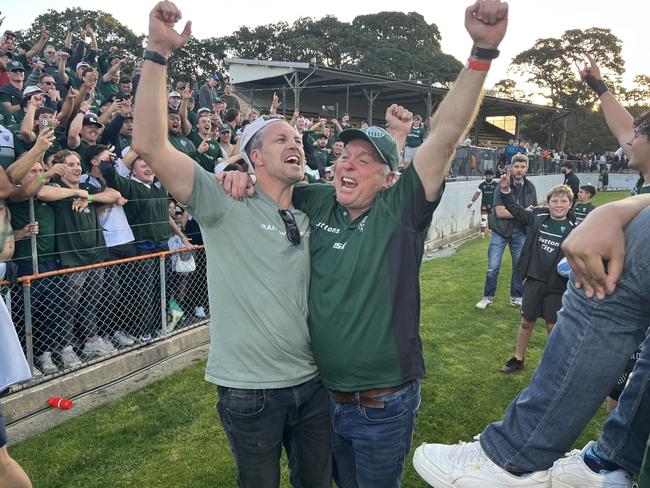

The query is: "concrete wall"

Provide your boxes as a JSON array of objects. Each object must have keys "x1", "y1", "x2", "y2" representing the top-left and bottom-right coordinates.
[
  {"x1": 426, "y1": 174, "x2": 565, "y2": 245},
  {"x1": 426, "y1": 172, "x2": 637, "y2": 246}
]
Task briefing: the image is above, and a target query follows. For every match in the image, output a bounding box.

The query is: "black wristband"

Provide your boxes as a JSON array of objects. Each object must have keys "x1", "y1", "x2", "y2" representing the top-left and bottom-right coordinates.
[
  {"x1": 470, "y1": 45, "x2": 500, "y2": 60},
  {"x1": 142, "y1": 50, "x2": 167, "y2": 66},
  {"x1": 584, "y1": 74, "x2": 608, "y2": 96}
]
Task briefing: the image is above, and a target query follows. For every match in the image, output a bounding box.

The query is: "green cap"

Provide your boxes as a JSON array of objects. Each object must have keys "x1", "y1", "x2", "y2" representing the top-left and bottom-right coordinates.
[{"x1": 339, "y1": 126, "x2": 400, "y2": 171}]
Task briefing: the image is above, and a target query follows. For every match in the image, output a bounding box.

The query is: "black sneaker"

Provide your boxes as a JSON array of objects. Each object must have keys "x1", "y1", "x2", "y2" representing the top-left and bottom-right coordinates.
[{"x1": 501, "y1": 357, "x2": 524, "y2": 373}]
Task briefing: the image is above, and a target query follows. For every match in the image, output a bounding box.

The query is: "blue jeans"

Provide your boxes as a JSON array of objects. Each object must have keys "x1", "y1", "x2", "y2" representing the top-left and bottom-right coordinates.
[
  {"x1": 481, "y1": 207, "x2": 650, "y2": 474},
  {"x1": 217, "y1": 375, "x2": 331, "y2": 488},
  {"x1": 330, "y1": 380, "x2": 420, "y2": 488},
  {"x1": 483, "y1": 228, "x2": 525, "y2": 298}
]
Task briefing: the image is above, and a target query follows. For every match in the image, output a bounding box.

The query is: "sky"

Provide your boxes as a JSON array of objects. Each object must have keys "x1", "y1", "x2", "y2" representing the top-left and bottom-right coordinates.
[{"x1": 2, "y1": 1, "x2": 647, "y2": 95}]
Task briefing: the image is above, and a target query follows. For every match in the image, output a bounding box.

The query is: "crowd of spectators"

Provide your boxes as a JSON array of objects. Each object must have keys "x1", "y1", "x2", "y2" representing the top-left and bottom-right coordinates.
[{"x1": 0, "y1": 20, "x2": 642, "y2": 376}]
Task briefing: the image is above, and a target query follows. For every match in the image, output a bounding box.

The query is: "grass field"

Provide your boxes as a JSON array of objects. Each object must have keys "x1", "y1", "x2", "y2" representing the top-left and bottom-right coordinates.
[{"x1": 9, "y1": 191, "x2": 628, "y2": 487}]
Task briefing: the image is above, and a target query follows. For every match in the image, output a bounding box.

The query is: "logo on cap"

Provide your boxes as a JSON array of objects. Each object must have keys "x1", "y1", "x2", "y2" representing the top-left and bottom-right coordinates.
[{"x1": 366, "y1": 127, "x2": 386, "y2": 139}]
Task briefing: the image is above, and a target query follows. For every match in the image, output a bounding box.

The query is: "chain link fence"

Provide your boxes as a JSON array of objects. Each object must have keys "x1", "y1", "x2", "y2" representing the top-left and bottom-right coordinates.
[{"x1": 5, "y1": 247, "x2": 209, "y2": 387}]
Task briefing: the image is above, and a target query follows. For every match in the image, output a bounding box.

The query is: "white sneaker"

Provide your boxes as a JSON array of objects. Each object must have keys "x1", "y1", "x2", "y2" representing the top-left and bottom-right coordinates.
[
  {"x1": 194, "y1": 306, "x2": 206, "y2": 318},
  {"x1": 413, "y1": 440, "x2": 549, "y2": 487},
  {"x1": 549, "y1": 442, "x2": 632, "y2": 488},
  {"x1": 113, "y1": 330, "x2": 136, "y2": 347},
  {"x1": 82, "y1": 336, "x2": 117, "y2": 357},
  {"x1": 38, "y1": 351, "x2": 59, "y2": 375},
  {"x1": 475, "y1": 297, "x2": 494, "y2": 309},
  {"x1": 60, "y1": 345, "x2": 82, "y2": 368},
  {"x1": 510, "y1": 297, "x2": 523, "y2": 308}
]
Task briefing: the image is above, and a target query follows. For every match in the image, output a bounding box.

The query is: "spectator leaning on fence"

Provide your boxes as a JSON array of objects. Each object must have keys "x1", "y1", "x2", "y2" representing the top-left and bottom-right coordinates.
[{"x1": 48, "y1": 149, "x2": 124, "y2": 358}]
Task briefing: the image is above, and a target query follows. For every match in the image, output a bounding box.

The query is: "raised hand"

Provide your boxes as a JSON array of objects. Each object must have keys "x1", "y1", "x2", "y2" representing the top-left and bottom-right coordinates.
[
  {"x1": 578, "y1": 52, "x2": 602, "y2": 82},
  {"x1": 465, "y1": 0, "x2": 508, "y2": 49},
  {"x1": 385, "y1": 104, "x2": 413, "y2": 136},
  {"x1": 147, "y1": 1, "x2": 192, "y2": 57}
]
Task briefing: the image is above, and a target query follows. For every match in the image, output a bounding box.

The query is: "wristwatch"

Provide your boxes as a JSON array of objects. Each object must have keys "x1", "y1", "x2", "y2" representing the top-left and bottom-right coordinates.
[
  {"x1": 142, "y1": 50, "x2": 167, "y2": 66},
  {"x1": 470, "y1": 45, "x2": 500, "y2": 60}
]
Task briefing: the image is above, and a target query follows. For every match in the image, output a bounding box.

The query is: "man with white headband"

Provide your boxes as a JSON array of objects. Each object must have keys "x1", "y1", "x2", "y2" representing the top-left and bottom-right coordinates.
[{"x1": 131, "y1": 3, "x2": 331, "y2": 486}]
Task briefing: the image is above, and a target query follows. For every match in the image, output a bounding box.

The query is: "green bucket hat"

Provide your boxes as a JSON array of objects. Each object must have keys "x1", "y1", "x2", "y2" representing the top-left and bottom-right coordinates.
[{"x1": 339, "y1": 126, "x2": 400, "y2": 171}]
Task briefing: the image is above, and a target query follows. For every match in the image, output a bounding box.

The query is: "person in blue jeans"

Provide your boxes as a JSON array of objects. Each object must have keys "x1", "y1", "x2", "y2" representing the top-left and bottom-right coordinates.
[
  {"x1": 476, "y1": 154, "x2": 537, "y2": 310},
  {"x1": 413, "y1": 194, "x2": 650, "y2": 488}
]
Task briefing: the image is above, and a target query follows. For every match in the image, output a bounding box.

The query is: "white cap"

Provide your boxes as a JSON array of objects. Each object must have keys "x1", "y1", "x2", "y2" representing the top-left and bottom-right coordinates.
[
  {"x1": 238, "y1": 116, "x2": 286, "y2": 170},
  {"x1": 168, "y1": 91, "x2": 181, "y2": 98}
]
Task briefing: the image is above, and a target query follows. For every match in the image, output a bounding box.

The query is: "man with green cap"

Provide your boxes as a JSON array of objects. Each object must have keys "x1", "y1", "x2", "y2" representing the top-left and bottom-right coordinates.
[{"x1": 273, "y1": 0, "x2": 508, "y2": 484}]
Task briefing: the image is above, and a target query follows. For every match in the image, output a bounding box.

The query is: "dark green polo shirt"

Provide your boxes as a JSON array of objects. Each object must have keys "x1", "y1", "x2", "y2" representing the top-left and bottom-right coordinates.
[
  {"x1": 406, "y1": 126, "x2": 426, "y2": 148},
  {"x1": 292, "y1": 164, "x2": 440, "y2": 391},
  {"x1": 8, "y1": 197, "x2": 56, "y2": 266},
  {"x1": 168, "y1": 133, "x2": 197, "y2": 159},
  {"x1": 101, "y1": 165, "x2": 171, "y2": 244},
  {"x1": 48, "y1": 180, "x2": 108, "y2": 267},
  {"x1": 189, "y1": 129, "x2": 222, "y2": 172}
]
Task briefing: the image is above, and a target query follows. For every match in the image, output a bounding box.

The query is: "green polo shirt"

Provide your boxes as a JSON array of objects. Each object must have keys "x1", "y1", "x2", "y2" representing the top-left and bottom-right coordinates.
[
  {"x1": 168, "y1": 133, "x2": 197, "y2": 159},
  {"x1": 101, "y1": 165, "x2": 171, "y2": 244},
  {"x1": 406, "y1": 126, "x2": 426, "y2": 148},
  {"x1": 48, "y1": 180, "x2": 108, "y2": 267},
  {"x1": 186, "y1": 163, "x2": 317, "y2": 389},
  {"x1": 573, "y1": 201, "x2": 595, "y2": 225},
  {"x1": 292, "y1": 164, "x2": 440, "y2": 391},
  {"x1": 8, "y1": 197, "x2": 57, "y2": 266},
  {"x1": 189, "y1": 129, "x2": 222, "y2": 172}
]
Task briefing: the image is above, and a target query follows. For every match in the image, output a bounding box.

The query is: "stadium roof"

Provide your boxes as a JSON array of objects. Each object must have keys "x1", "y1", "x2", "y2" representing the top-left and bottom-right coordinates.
[{"x1": 225, "y1": 58, "x2": 565, "y2": 122}]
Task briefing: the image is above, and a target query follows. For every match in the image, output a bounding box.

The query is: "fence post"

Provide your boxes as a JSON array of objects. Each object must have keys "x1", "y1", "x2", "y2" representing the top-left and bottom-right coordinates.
[
  {"x1": 160, "y1": 254, "x2": 168, "y2": 336},
  {"x1": 29, "y1": 197, "x2": 38, "y2": 275},
  {"x1": 22, "y1": 281, "x2": 35, "y2": 373}
]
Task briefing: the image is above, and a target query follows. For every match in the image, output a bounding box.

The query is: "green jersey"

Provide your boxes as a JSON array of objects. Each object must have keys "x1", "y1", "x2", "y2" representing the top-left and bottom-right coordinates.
[
  {"x1": 528, "y1": 217, "x2": 570, "y2": 282},
  {"x1": 292, "y1": 164, "x2": 440, "y2": 391},
  {"x1": 406, "y1": 125, "x2": 426, "y2": 148},
  {"x1": 101, "y1": 165, "x2": 171, "y2": 244},
  {"x1": 189, "y1": 129, "x2": 222, "y2": 172},
  {"x1": 48, "y1": 180, "x2": 108, "y2": 267},
  {"x1": 168, "y1": 133, "x2": 197, "y2": 159},
  {"x1": 573, "y1": 202, "x2": 596, "y2": 225},
  {"x1": 478, "y1": 180, "x2": 498, "y2": 211},
  {"x1": 8, "y1": 197, "x2": 56, "y2": 266}
]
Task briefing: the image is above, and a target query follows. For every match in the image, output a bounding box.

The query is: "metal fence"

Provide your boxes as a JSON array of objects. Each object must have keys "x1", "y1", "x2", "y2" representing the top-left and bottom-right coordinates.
[
  {"x1": 450, "y1": 145, "x2": 561, "y2": 178},
  {"x1": 5, "y1": 247, "x2": 209, "y2": 388}
]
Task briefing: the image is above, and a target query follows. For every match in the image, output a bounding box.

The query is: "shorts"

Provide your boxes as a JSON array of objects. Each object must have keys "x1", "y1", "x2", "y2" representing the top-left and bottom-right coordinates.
[
  {"x1": 403, "y1": 145, "x2": 419, "y2": 164},
  {"x1": 521, "y1": 278, "x2": 563, "y2": 323},
  {"x1": 0, "y1": 407, "x2": 6, "y2": 448}
]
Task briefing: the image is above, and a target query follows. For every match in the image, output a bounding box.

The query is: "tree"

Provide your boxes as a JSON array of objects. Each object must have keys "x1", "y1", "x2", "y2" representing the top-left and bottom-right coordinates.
[
  {"x1": 510, "y1": 28, "x2": 624, "y2": 110},
  {"x1": 510, "y1": 28, "x2": 625, "y2": 151},
  {"x1": 18, "y1": 8, "x2": 144, "y2": 61},
  {"x1": 625, "y1": 75, "x2": 650, "y2": 105},
  {"x1": 490, "y1": 79, "x2": 530, "y2": 102},
  {"x1": 168, "y1": 37, "x2": 227, "y2": 85}
]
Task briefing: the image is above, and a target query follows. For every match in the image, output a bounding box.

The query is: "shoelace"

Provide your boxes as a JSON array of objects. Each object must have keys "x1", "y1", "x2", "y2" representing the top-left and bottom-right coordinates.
[{"x1": 450, "y1": 441, "x2": 489, "y2": 466}]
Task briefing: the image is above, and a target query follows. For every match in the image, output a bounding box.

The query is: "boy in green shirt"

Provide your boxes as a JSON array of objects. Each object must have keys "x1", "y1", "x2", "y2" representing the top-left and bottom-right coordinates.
[{"x1": 573, "y1": 183, "x2": 597, "y2": 225}]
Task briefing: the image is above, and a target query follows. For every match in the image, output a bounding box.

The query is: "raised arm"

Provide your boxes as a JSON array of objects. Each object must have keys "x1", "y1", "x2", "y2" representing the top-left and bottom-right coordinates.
[
  {"x1": 6, "y1": 129, "x2": 56, "y2": 185},
  {"x1": 497, "y1": 172, "x2": 532, "y2": 226},
  {"x1": 131, "y1": 1, "x2": 195, "y2": 204},
  {"x1": 414, "y1": 0, "x2": 508, "y2": 202},
  {"x1": 26, "y1": 29, "x2": 50, "y2": 60},
  {"x1": 579, "y1": 53, "x2": 634, "y2": 157}
]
